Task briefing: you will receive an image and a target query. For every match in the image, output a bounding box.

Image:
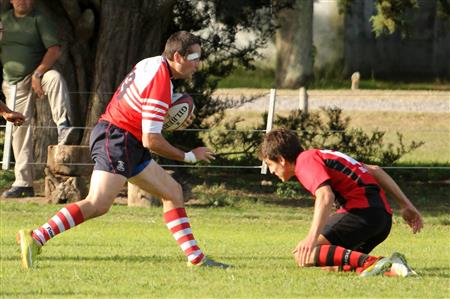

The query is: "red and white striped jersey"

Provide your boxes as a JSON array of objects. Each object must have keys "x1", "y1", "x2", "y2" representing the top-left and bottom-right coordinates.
[
  {"x1": 295, "y1": 149, "x2": 392, "y2": 214},
  {"x1": 100, "y1": 56, "x2": 173, "y2": 141}
]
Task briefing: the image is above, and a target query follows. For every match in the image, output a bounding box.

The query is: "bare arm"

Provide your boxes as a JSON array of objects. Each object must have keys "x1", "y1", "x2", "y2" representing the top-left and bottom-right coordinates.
[
  {"x1": 35, "y1": 45, "x2": 61, "y2": 74},
  {"x1": 366, "y1": 164, "x2": 423, "y2": 233},
  {"x1": 32, "y1": 45, "x2": 62, "y2": 97},
  {"x1": 308, "y1": 185, "x2": 335, "y2": 242},
  {"x1": 293, "y1": 184, "x2": 334, "y2": 267},
  {"x1": 142, "y1": 133, "x2": 215, "y2": 163}
]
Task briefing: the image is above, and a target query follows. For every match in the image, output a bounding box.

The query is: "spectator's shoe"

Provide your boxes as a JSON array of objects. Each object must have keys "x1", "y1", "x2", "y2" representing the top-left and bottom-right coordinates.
[
  {"x1": 58, "y1": 126, "x2": 78, "y2": 145},
  {"x1": 188, "y1": 257, "x2": 231, "y2": 269},
  {"x1": 2, "y1": 186, "x2": 34, "y2": 198},
  {"x1": 360, "y1": 257, "x2": 392, "y2": 277},
  {"x1": 389, "y1": 252, "x2": 418, "y2": 277},
  {"x1": 16, "y1": 229, "x2": 42, "y2": 269}
]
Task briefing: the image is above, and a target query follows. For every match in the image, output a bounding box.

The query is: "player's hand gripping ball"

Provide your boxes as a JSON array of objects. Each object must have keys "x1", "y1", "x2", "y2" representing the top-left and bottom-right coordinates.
[{"x1": 163, "y1": 93, "x2": 195, "y2": 131}]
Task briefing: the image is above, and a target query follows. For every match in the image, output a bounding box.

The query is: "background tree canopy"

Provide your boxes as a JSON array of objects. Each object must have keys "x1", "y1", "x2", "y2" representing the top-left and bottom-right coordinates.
[
  {"x1": 0, "y1": 0, "x2": 285, "y2": 167},
  {"x1": 0, "y1": 0, "x2": 446, "y2": 172}
]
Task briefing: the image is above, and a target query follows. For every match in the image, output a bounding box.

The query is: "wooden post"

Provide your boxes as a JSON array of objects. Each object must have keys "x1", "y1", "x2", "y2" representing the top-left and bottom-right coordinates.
[
  {"x1": 2, "y1": 84, "x2": 16, "y2": 170},
  {"x1": 351, "y1": 72, "x2": 360, "y2": 90},
  {"x1": 261, "y1": 89, "x2": 277, "y2": 174},
  {"x1": 299, "y1": 86, "x2": 308, "y2": 113}
]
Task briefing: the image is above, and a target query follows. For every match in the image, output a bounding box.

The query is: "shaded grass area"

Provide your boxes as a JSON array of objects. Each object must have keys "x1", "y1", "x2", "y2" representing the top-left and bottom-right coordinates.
[
  {"x1": 189, "y1": 170, "x2": 450, "y2": 216},
  {"x1": 218, "y1": 66, "x2": 450, "y2": 90},
  {"x1": 1, "y1": 197, "x2": 449, "y2": 298}
]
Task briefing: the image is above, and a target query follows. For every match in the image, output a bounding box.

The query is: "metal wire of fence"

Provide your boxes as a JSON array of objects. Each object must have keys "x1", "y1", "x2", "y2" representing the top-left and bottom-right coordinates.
[{"x1": 1, "y1": 89, "x2": 449, "y2": 171}]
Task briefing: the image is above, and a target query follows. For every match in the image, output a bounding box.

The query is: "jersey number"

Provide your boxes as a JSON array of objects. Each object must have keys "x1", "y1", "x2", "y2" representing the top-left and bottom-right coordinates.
[{"x1": 117, "y1": 70, "x2": 136, "y2": 100}]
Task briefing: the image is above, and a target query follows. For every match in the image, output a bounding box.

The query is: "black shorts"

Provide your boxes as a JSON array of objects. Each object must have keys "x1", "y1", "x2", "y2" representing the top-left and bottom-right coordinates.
[
  {"x1": 321, "y1": 208, "x2": 392, "y2": 254},
  {"x1": 89, "y1": 121, "x2": 152, "y2": 178}
]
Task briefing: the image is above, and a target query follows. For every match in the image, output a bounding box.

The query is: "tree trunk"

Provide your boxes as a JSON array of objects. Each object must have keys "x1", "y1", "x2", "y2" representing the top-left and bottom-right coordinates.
[
  {"x1": 33, "y1": 97, "x2": 57, "y2": 177},
  {"x1": 83, "y1": 0, "x2": 176, "y2": 143},
  {"x1": 275, "y1": 0, "x2": 314, "y2": 88},
  {"x1": 1, "y1": 0, "x2": 176, "y2": 175}
]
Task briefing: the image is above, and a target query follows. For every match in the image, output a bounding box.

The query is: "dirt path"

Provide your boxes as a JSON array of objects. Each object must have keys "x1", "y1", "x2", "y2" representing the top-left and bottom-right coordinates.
[{"x1": 214, "y1": 89, "x2": 450, "y2": 113}]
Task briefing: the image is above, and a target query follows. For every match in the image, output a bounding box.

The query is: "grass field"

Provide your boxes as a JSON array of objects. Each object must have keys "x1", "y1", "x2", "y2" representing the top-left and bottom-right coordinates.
[
  {"x1": 217, "y1": 66, "x2": 450, "y2": 90},
  {"x1": 1, "y1": 194, "x2": 449, "y2": 298},
  {"x1": 1, "y1": 87, "x2": 448, "y2": 297}
]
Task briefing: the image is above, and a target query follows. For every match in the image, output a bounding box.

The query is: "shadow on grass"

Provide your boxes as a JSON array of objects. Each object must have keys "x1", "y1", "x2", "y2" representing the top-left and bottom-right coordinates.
[
  {"x1": 191, "y1": 170, "x2": 450, "y2": 214},
  {"x1": 418, "y1": 267, "x2": 450, "y2": 278},
  {"x1": 2, "y1": 254, "x2": 177, "y2": 264},
  {"x1": 3, "y1": 254, "x2": 291, "y2": 264}
]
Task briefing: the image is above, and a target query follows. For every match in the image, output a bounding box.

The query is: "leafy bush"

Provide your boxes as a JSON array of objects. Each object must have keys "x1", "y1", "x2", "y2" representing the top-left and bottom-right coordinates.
[
  {"x1": 275, "y1": 181, "x2": 305, "y2": 198},
  {"x1": 276, "y1": 108, "x2": 424, "y2": 165},
  {"x1": 193, "y1": 183, "x2": 241, "y2": 207},
  {"x1": 202, "y1": 107, "x2": 424, "y2": 166},
  {"x1": 0, "y1": 170, "x2": 15, "y2": 190}
]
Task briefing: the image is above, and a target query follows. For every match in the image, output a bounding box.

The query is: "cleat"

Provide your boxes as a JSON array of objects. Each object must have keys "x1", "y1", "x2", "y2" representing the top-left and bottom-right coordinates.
[
  {"x1": 16, "y1": 229, "x2": 42, "y2": 269},
  {"x1": 390, "y1": 252, "x2": 418, "y2": 277},
  {"x1": 360, "y1": 257, "x2": 392, "y2": 277},
  {"x1": 188, "y1": 257, "x2": 231, "y2": 269}
]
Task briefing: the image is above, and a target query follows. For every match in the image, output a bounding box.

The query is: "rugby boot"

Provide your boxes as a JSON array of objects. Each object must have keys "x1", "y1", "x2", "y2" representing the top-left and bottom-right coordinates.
[
  {"x1": 360, "y1": 257, "x2": 392, "y2": 277},
  {"x1": 188, "y1": 256, "x2": 231, "y2": 269},
  {"x1": 16, "y1": 229, "x2": 42, "y2": 268},
  {"x1": 388, "y1": 252, "x2": 418, "y2": 277}
]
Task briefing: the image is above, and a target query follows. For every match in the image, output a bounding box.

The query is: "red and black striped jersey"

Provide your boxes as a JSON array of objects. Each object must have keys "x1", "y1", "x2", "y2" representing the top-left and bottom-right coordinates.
[
  {"x1": 295, "y1": 149, "x2": 392, "y2": 214},
  {"x1": 100, "y1": 56, "x2": 173, "y2": 141}
]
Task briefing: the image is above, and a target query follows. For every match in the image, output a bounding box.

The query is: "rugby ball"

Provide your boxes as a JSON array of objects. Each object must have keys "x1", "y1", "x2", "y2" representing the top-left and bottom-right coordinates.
[{"x1": 163, "y1": 93, "x2": 195, "y2": 131}]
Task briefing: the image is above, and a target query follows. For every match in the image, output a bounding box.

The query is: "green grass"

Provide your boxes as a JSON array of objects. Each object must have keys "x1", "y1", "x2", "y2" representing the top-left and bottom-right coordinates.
[
  {"x1": 1, "y1": 197, "x2": 449, "y2": 298},
  {"x1": 218, "y1": 67, "x2": 276, "y2": 89},
  {"x1": 341, "y1": 111, "x2": 449, "y2": 164},
  {"x1": 218, "y1": 66, "x2": 450, "y2": 90}
]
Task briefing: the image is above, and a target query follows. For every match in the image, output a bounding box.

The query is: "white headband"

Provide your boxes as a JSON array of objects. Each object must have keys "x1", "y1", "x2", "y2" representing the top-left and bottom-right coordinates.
[{"x1": 186, "y1": 52, "x2": 201, "y2": 61}]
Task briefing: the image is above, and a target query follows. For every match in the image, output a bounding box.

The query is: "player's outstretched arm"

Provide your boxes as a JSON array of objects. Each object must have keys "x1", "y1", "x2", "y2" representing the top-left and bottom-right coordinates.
[
  {"x1": 365, "y1": 164, "x2": 423, "y2": 233},
  {"x1": 143, "y1": 133, "x2": 215, "y2": 163}
]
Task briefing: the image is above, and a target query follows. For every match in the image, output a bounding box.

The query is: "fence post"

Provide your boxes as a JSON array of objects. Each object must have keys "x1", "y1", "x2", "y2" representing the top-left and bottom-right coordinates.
[
  {"x1": 261, "y1": 88, "x2": 277, "y2": 174},
  {"x1": 299, "y1": 86, "x2": 308, "y2": 113},
  {"x1": 2, "y1": 84, "x2": 17, "y2": 170},
  {"x1": 351, "y1": 72, "x2": 360, "y2": 90}
]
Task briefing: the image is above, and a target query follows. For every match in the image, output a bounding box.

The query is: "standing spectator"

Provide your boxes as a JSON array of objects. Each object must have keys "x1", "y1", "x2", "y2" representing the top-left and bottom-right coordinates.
[{"x1": 1, "y1": 0, "x2": 77, "y2": 198}]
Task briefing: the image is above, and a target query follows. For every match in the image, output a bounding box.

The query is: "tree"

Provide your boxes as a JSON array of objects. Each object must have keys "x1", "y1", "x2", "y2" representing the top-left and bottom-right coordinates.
[
  {"x1": 275, "y1": 0, "x2": 314, "y2": 88},
  {"x1": 0, "y1": 0, "x2": 278, "y2": 175},
  {"x1": 369, "y1": 0, "x2": 419, "y2": 37},
  {"x1": 275, "y1": 0, "x2": 450, "y2": 85}
]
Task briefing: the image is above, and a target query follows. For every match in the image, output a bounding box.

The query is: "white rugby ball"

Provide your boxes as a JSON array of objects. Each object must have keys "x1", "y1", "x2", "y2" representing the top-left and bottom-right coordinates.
[{"x1": 163, "y1": 93, "x2": 195, "y2": 131}]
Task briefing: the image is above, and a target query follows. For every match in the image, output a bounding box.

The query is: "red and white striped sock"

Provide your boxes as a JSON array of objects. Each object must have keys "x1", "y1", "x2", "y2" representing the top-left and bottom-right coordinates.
[
  {"x1": 164, "y1": 208, "x2": 205, "y2": 265},
  {"x1": 31, "y1": 203, "x2": 84, "y2": 246}
]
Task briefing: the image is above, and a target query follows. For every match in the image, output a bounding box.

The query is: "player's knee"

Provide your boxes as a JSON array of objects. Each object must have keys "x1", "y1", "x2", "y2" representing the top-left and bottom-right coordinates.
[
  {"x1": 94, "y1": 204, "x2": 111, "y2": 217},
  {"x1": 82, "y1": 196, "x2": 112, "y2": 218},
  {"x1": 162, "y1": 182, "x2": 184, "y2": 205}
]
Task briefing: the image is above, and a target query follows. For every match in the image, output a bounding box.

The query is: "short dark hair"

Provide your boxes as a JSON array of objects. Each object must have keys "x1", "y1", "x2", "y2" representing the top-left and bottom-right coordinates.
[
  {"x1": 162, "y1": 31, "x2": 201, "y2": 60},
  {"x1": 259, "y1": 128, "x2": 304, "y2": 163}
]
